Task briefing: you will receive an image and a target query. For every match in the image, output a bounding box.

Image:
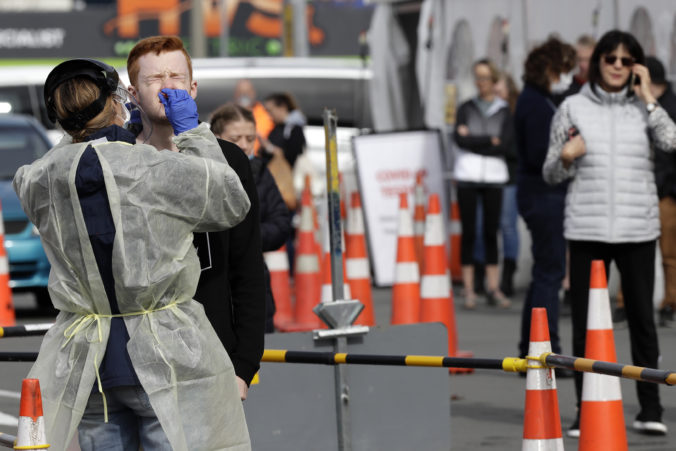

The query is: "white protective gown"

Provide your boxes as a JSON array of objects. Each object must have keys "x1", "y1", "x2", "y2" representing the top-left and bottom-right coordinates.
[{"x1": 13, "y1": 123, "x2": 252, "y2": 450}]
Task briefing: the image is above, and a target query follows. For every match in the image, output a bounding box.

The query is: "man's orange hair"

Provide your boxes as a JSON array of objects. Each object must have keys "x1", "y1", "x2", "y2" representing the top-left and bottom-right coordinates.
[{"x1": 127, "y1": 36, "x2": 193, "y2": 86}]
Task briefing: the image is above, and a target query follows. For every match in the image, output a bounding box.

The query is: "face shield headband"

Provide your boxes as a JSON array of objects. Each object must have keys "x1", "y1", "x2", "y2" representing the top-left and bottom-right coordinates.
[{"x1": 112, "y1": 82, "x2": 153, "y2": 143}]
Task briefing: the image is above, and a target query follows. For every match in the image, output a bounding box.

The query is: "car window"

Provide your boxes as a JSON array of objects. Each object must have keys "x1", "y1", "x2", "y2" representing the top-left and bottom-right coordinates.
[
  {"x1": 0, "y1": 86, "x2": 35, "y2": 117},
  {"x1": 0, "y1": 126, "x2": 49, "y2": 180}
]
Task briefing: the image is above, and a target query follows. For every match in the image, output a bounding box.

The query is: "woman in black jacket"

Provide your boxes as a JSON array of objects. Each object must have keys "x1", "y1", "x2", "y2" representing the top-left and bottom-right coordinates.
[{"x1": 211, "y1": 103, "x2": 292, "y2": 332}]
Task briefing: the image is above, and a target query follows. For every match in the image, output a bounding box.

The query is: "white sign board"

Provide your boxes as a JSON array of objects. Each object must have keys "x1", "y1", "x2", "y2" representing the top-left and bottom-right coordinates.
[{"x1": 353, "y1": 130, "x2": 448, "y2": 286}]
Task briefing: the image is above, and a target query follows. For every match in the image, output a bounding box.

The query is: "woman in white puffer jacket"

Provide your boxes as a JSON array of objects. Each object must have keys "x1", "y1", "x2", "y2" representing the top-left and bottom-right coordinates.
[{"x1": 543, "y1": 30, "x2": 676, "y2": 437}]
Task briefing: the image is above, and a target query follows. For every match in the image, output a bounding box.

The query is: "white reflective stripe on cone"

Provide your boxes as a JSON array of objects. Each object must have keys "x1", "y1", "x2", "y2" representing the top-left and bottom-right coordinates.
[
  {"x1": 420, "y1": 274, "x2": 450, "y2": 298},
  {"x1": 522, "y1": 438, "x2": 564, "y2": 451},
  {"x1": 581, "y1": 372, "x2": 622, "y2": 401},
  {"x1": 423, "y1": 215, "x2": 445, "y2": 246},
  {"x1": 264, "y1": 251, "x2": 289, "y2": 271},
  {"x1": 395, "y1": 262, "x2": 419, "y2": 284},
  {"x1": 587, "y1": 288, "x2": 613, "y2": 330},
  {"x1": 299, "y1": 208, "x2": 314, "y2": 231},
  {"x1": 347, "y1": 210, "x2": 365, "y2": 234},
  {"x1": 0, "y1": 256, "x2": 7, "y2": 274},
  {"x1": 526, "y1": 341, "x2": 557, "y2": 390},
  {"x1": 296, "y1": 255, "x2": 319, "y2": 273},
  {"x1": 346, "y1": 258, "x2": 369, "y2": 279},
  {"x1": 414, "y1": 221, "x2": 425, "y2": 235},
  {"x1": 15, "y1": 416, "x2": 47, "y2": 448},
  {"x1": 449, "y1": 220, "x2": 462, "y2": 235},
  {"x1": 398, "y1": 211, "x2": 414, "y2": 237}
]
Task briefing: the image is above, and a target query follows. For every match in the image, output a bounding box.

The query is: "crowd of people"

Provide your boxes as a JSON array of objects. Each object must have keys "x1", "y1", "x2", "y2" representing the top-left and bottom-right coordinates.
[
  {"x1": 9, "y1": 27, "x2": 676, "y2": 448},
  {"x1": 455, "y1": 30, "x2": 676, "y2": 437}
]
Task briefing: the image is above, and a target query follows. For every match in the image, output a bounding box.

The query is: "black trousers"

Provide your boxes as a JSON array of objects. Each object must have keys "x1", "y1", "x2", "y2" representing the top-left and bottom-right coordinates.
[
  {"x1": 569, "y1": 240, "x2": 661, "y2": 417},
  {"x1": 457, "y1": 185, "x2": 502, "y2": 265}
]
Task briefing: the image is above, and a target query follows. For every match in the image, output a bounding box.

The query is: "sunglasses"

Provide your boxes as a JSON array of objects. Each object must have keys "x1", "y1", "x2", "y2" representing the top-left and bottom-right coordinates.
[{"x1": 603, "y1": 55, "x2": 634, "y2": 67}]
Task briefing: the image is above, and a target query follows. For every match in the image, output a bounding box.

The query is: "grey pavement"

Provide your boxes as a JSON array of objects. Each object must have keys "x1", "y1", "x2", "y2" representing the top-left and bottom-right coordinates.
[{"x1": 2, "y1": 287, "x2": 675, "y2": 450}]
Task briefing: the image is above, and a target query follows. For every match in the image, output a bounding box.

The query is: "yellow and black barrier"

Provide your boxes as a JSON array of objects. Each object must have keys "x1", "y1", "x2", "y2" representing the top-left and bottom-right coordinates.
[
  {"x1": 0, "y1": 432, "x2": 16, "y2": 449},
  {"x1": 0, "y1": 323, "x2": 53, "y2": 338},
  {"x1": 1, "y1": 350, "x2": 674, "y2": 385}
]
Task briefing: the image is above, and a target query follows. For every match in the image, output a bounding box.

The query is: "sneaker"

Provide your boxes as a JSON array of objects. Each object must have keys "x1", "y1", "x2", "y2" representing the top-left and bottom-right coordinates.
[
  {"x1": 567, "y1": 417, "x2": 580, "y2": 438},
  {"x1": 633, "y1": 420, "x2": 668, "y2": 435}
]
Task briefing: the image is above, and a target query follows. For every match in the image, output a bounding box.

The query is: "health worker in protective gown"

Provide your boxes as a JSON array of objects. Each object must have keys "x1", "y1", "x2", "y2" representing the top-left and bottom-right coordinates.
[{"x1": 12, "y1": 59, "x2": 252, "y2": 450}]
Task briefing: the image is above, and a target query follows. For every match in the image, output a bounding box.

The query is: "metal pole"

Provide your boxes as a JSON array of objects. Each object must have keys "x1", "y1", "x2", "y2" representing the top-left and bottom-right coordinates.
[
  {"x1": 190, "y1": 0, "x2": 207, "y2": 58},
  {"x1": 323, "y1": 108, "x2": 352, "y2": 451},
  {"x1": 219, "y1": 0, "x2": 229, "y2": 57}
]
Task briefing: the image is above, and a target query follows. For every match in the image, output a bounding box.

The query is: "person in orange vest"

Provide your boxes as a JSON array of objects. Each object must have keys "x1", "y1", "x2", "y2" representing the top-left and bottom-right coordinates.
[{"x1": 233, "y1": 78, "x2": 275, "y2": 154}]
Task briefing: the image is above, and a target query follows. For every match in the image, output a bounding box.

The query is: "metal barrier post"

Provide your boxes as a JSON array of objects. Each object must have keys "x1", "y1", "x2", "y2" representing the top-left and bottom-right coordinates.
[{"x1": 313, "y1": 108, "x2": 368, "y2": 451}]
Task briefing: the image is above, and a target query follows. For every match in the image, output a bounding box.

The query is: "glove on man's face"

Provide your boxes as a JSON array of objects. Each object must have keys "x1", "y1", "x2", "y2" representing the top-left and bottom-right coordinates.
[{"x1": 128, "y1": 50, "x2": 197, "y2": 125}]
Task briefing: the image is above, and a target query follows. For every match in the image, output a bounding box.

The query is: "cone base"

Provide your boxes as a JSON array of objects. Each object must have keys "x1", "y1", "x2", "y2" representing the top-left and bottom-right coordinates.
[{"x1": 579, "y1": 400, "x2": 627, "y2": 451}]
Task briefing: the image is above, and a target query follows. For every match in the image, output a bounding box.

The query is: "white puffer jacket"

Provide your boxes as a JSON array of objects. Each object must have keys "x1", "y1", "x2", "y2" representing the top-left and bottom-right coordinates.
[{"x1": 543, "y1": 83, "x2": 676, "y2": 243}]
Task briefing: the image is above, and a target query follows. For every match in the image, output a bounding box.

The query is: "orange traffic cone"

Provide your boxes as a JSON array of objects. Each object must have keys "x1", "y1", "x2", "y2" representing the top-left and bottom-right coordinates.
[
  {"x1": 413, "y1": 172, "x2": 426, "y2": 273},
  {"x1": 391, "y1": 192, "x2": 421, "y2": 325},
  {"x1": 522, "y1": 307, "x2": 564, "y2": 450},
  {"x1": 579, "y1": 260, "x2": 627, "y2": 450},
  {"x1": 419, "y1": 194, "x2": 458, "y2": 355},
  {"x1": 0, "y1": 200, "x2": 16, "y2": 327},
  {"x1": 448, "y1": 192, "x2": 462, "y2": 283},
  {"x1": 15, "y1": 379, "x2": 48, "y2": 450},
  {"x1": 265, "y1": 246, "x2": 293, "y2": 331},
  {"x1": 290, "y1": 186, "x2": 322, "y2": 331},
  {"x1": 346, "y1": 192, "x2": 374, "y2": 326}
]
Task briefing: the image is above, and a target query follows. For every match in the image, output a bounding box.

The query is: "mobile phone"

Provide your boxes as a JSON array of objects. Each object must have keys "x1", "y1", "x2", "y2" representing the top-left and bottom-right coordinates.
[
  {"x1": 630, "y1": 72, "x2": 641, "y2": 86},
  {"x1": 567, "y1": 126, "x2": 579, "y2": 140}
]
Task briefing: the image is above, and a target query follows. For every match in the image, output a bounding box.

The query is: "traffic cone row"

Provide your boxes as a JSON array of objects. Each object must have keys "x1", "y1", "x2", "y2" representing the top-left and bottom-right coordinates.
[
  {"x1": 522, "y1": 308, "x2": 564, "y2": 450},
  {"x1": 346, "y1": 192, "x2": 374, "y2": 326},
  {"x1": 0, "y1": 199, "x2": 15, "y2": 327},
  {"x1": 579, "y1": 261, "x2": 627, "y2": 450},
  {"x1": 391, "y1": 193, "x2": 421, "y2": 324},
  {"x1": 413, "y1": 172, "x2": 426, "y2": 273},
  {"x1": 265, "y1": 246, "x2": 293, "y2": 331},
  {"x1": 15, "y1": 379, "x2": 48, "y2": 449},
  {"x1": 287, "y1": 183, "x2": 322, "y2": 331}
]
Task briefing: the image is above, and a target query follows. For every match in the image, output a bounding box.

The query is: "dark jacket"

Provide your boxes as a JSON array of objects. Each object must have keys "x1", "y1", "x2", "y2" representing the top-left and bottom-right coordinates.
[
  {"x1": 266, "y1": 123, "x2": 305, "y2": 168},
  {"x1": 655, "y1": 86, "x2": 676, "y2": 200},
  {"x1": 250, "y1": 156, "x2": 291, "y2": 333},
  {"x1": 514, "y1": 83, "x2": 567, "y2": 194},
  {"x1": 193, "y1": 139, "x2": 266, "y2": 386}
]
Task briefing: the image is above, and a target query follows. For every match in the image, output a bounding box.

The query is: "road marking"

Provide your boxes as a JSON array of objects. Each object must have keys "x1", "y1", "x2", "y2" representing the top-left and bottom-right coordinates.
[
  {"x1": 0, "y1": 412, "x2": 18, "y2": 427},
  {"x1": 0, "y1": 390, "x2": 20, "y2": 400}
]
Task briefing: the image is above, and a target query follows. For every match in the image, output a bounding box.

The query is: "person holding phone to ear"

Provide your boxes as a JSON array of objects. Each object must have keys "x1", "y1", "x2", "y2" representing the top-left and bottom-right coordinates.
[{"x1": 543, "y1": 30, "x2": 676, "y2": 437}]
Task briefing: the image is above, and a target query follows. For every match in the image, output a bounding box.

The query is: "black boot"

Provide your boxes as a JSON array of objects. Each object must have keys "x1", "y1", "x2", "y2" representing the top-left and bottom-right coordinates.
[
  {"x1": 473, "y1": 262, "x2": 485, "y2": 295},
  {"x1": 499, "y1": 258, "x2": 516, "y2": 297}
]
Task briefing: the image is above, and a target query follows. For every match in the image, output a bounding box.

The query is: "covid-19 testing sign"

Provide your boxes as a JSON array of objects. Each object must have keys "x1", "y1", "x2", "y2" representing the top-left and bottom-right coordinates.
[{"x1": 353, "y1": 130, "x2": 449, "y2": 286}]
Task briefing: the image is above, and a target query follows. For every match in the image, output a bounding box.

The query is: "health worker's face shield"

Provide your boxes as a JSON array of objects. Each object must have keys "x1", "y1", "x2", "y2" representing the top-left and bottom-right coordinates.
[{"x1": 113, "y1": 82, "x2": 153, "y2": 143}]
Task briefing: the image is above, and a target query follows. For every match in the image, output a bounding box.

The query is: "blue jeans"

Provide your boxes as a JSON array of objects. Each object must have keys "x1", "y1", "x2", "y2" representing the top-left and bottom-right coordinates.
[
  {"x1": 474, "y1": 184, "x2": 520, "y2": 262},
  {"x1": 78, "y1": 385, "x2": 171, "y2": 451},
  {"x1": 517, "y1": 186, "x2": 566, "y2": 356}
]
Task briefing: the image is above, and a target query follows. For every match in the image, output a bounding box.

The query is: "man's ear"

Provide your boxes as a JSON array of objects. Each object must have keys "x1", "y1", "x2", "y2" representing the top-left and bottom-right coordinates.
[
  {"x1": 127, "y1": 85, "x2": 139, "y2": 101},
  {"x1": 190, "y1": 80, "x2": 198, "y2": 100}
]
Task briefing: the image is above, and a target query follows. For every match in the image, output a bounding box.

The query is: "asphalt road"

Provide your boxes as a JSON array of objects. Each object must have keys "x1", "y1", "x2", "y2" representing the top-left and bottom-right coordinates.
[{"x1": 1, "y1": 286, "x2": 675, "y2": 450}]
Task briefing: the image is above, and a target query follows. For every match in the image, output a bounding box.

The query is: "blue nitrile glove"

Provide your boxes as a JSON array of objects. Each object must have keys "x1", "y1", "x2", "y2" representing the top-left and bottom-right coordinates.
[
  {"x1": 158, "y1": 88, "x2": 199, "y2": 135},
  {"x1": 125, "y1": 102, "x2": 142, "y2": 124}
]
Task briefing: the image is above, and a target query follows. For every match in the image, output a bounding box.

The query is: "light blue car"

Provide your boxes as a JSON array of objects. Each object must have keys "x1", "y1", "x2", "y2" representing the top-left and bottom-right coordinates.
[{"x1": 0, "y1": 114, "x2": 51, "y2": 308}]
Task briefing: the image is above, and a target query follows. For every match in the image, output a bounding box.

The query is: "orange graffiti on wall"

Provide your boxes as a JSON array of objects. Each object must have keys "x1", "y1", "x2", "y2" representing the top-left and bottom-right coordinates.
[{"x1": 104, "y1": 0, "x2": 324, "y2": 46}]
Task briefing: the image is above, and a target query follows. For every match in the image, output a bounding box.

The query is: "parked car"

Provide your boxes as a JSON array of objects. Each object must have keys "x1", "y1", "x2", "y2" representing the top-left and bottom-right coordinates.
[{"x1": 0, "y1": 114, "x2": 51, "y2": 307}]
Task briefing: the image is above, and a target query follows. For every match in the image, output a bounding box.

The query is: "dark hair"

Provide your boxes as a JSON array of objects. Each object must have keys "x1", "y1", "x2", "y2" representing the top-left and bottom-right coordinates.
[
  {"x1": 210, "y1": 102, "x2": 255, "y2": 136},
  {"x1": 588, "y1": 30, "x2": 644, "y2": 96},
  {"x1": 264, "y1": 92, "x2": 298, "y2": 111},
  {"x1": 473, "y1": 58, "x2": 499, "y2": 83},
  {"x1": 522, "y1": 37, "x2": 576, "y2": 92}
]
